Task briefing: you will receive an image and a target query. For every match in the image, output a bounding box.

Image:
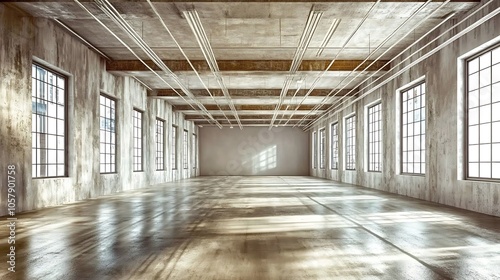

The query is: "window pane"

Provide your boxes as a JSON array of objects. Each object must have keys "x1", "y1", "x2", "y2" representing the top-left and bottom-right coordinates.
[
  {"x1": 32, "y1": 64, "x2": 66, "y2": 178},
  {"x1": 469, "y1": 145, "x2": 479, "y2": 162},
  {"x1": 401, "y1": 82, "x2": 425, "y2": 175},
  {"x1": 99, "y1": 95, "x2": 116, "y2": 173},
  {"x1": 467, "y1": 46, "x2": 500, "y2": 180}
]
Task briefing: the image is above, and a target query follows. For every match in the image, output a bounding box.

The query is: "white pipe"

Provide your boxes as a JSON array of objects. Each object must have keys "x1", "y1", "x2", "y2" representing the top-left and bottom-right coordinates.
[
  {"x1": 184, "y1": 10, "x2": 243, "y2": 129},
  {"x1": 269, "y1": 9, "x2": 323, "y2": 128},
  {"x1": 295, "y1": 0, "x2": 436, "y2": 127},
  {"x1": 147, "y1": 0, "x2": 233, "y2": 127},
  {"x1": 305, "y1": 3, "x2": 500, "y2": 131},
  {"x1": 277, "y1": 0, "x2": 381, "y2": 129},
  {"x1": 74, "y1": 0, "x2": 221, "y2": 128}
]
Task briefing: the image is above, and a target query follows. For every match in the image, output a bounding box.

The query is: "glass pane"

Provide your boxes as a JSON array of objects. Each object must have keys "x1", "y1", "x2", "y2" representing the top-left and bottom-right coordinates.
[
  {"x1": 469, "y1": 90, "x2": 479, "y2": 108},
  {"x1": 480, "y1": 144, "x2": 491, "y2": 162},
  {"x1": 492, "y1": 103, "x2": 500, "y2": 122},
  {"x1": 492, "y1": 64, "x2": 500, "y2": 83},
  {"x1": 479, "y1": 123, "x2": 491, "y2": 144},
  {"x1": 479, "y1": 163, "x2": 491, "y2": 178},
  {"x1": 469, "y1": 163, "x2": 479, "y2": 177},
  {"x1": 479, "y1": 86, "x2": 491, "y2": 105},
  {"x1": 479, "y1": 69, "x2": 491, "y2": 87},
  {"x1": 469, "y1": 108, "x2": 479, "y2": 125},
  {"x1": 469, "y1": 125, "x2": 479, "y2": 145},
  {"x1": 469, "y1": 73, "x2": 479, "y2": 91},
  {"x1": 492, "y1": 163, "x2": 500, "y2": 179},
  {"x1": 469, "y1": 145, "x2": 479, "y2": 162},
  {"x1": 480, "y1": 52, "x2": 491, "y2": 69},
  {"x1": 479, "y1": 105, "x2": 491, "y2": 124},
  {"x1": 492, "y1": 122, "x2": 500, "y2": 142},
  {"x1": 493, "y1": 83, "x2": 500, "y2": 103},
  {"x1": 492, "y1": 144, "x2": 500, "y2": 161},
  {"x1": 493, "y1": 47, "x2": 500, "y2": 64},
  {"x1": 469, "y1": 57, "x2": 479, "y2": 73}
]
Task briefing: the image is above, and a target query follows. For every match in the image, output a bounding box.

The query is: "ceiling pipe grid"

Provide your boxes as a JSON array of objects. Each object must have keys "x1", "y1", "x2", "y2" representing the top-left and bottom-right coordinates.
[
  {"x1": 147, "y1": 0, "x2": 233, "y2": 128},
  {"x1": 277, "y1": 0, "x2": 382, "y2": 128},
  {"x1": 294, "y1": 0, "x2": 436, "y2": 128},
  {"x1": 269, "y1": 8, "x2": 323, "y2": 128},
  {"x1": 75, "y1": 0, "x2": 223, "y2": 128},
  {"x1": 184, "y1": 10, "x2": 243, "y2": 129},
  {"x1": 303, "y1": 0, "x2": 499, "y2": 131}
]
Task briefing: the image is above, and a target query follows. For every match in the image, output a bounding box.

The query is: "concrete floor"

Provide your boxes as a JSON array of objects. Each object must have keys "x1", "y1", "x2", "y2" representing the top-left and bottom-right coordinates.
[{"x1": 1, "y1": 176, "x2": 500, "y2": 280}]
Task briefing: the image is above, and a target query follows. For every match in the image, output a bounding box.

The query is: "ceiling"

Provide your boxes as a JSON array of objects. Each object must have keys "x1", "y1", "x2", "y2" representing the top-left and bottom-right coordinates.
[{"x1": 12, "y1": 0, "x2": 479, "y2": 129}]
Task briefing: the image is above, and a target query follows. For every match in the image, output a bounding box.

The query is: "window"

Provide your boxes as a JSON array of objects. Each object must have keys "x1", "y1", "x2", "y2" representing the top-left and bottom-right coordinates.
[
  {"x1": 331, "y1": 122, "x2": 339, "y2": 170},
  {"x1": 172, "y1": 125, "x2": 177, "y2": 170},
  {"x1": 156, "y1": 119, "x2": 165, "y2": 170},
  {"x1": 133, "y1": 109, "x2": 143, "y2": 171},
  {"x1": 466, "y1": 45, "x2": 500, "y2": 180},
  {"x1": 368, "y1": 103, "x2": 382, "y2": 172},
  {"x1": 183, "y1": 130, "x2": 189, "y2": 169},
  {"x1": 32, "y1": 63, "x2": 67, "y2": 178},
  {"x1": 345, "y1": 115, "x2": 356, "y2": 170},
  {"x1": 401, "y1": 82, "x2": 426, "y2": 175},
  {"x1": 99, "y1": 95, "x2": 116, "y2": 173},
  {"x1": 312, "y1": 131, "x2": 317, "y2": 169},
  {"x1": 192, "y1": 133, "x2": 197, "y2": 169},
  {"x1": 319, "y1": 128, "x2": 326, "y2": 169}
]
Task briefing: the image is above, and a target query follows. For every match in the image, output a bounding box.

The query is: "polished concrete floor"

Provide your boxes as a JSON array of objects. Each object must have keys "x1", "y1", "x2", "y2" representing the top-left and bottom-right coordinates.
[{"x1": 1, "y1": 176, "x2": 500, "y2": 280}]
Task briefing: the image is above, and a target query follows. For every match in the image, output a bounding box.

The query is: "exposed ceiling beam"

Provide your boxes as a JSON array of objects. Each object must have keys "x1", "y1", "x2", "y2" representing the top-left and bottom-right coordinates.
[
  {"x1": 181, "y1": 110, "x2": 317, "y2": 115},
  {"x1": 173, "y1": 104, "x2": 329, "y2": 111},
  {"x1": 107, "y1": 60, "x2": 390, "y2": 72},
  {"x1": 8, "y1": 0, "x2": 479, "y2": 3},
  {"x1": 185, "y1": 115, "x2": 314, "y2": 121},
  {"x1": 195, "y1": 120, "x2": 304, "y2": 125},
  {"x1": 152, "y1": 88, "x2": 356, "y2": 97}
]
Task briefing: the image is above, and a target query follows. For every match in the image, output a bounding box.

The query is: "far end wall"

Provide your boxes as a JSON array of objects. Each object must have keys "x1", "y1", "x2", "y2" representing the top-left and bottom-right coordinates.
[{"x1": 200, "y1": 127, "x2": 309, "y2": 176}]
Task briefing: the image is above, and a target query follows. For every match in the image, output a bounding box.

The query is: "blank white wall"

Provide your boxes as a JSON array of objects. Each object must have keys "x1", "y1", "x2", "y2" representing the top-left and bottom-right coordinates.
[{"x1": 200, "y1": 126, "x2": 309, "y2": 176}]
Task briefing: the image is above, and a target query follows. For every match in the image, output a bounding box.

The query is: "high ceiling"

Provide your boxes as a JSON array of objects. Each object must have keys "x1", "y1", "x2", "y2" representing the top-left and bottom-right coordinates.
[{"x1": 12, "y1": 0, "x2": 479, "y2": 128}]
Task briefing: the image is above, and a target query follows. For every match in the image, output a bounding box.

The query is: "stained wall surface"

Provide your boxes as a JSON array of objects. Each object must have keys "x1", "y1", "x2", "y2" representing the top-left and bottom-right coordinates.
[
  {"x1": 310, "y1": 1, "x2": 500, "y2": 217},
  {"x1": 200, "y1": 127, "x2": 309, "y2": 176},
  {"x1": 0, "y1": 4, "x2": 199, "y2": 216}
]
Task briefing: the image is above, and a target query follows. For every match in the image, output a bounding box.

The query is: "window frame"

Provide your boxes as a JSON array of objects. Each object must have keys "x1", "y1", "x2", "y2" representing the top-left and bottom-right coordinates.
[
  {"x1": 345, "y1": 114, "x2": 356, "y2": 171},
  {"x1": 367, "y1": 102, "x2": 382, "y2": 172},
  {"x1": 465, "y1": 44, "x2": 500, "y2": 181},
  {"x1": 312, "y1": 131, "x2": 318, "y2": 169},
  {"x1": 400, "y1": 81, "x2": 426, "y2": 176},
  {"x1": 319, "y1": 127, "x2": 326, "y2": 169},
  {"x1": 172, "y1": 125, "x2": 178, "y2": 170},
  {"x1": 99, "y1": 94, "x2": 117, "y2": 174},
  {"x1": 183, "y1": 129, "x2": 189, "y2": 169},
  {"x1": 192, "y1": 133, "x2": 197, "y2": 170},
  {"x1": 132, "y1": 108, "x2": 143, "y2": 172},
  {"x1": 31, "y1": 62, "x2": 68, "y2": 178},
  {"x1": 155, "y1": 118, "x2": 165, "y2": 171},
  {"x1": 330, "y1": 122, "x2": 339, "y2": 170}
]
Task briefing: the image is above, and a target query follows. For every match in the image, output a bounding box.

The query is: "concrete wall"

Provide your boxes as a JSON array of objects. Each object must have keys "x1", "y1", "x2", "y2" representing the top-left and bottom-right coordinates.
[
  {"x1": 200, "y1": 126, "x2": 309, "y2": 176},
  {"x1": 0, "y1": 4, "x2": 199, "y2": 216},
  {"x1": 310, "y1": 1, "x2": 500, "y2": 217}
]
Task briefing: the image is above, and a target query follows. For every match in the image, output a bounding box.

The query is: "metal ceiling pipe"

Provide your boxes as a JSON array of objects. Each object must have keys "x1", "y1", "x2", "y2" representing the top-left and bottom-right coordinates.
[
  {"x1": 304, "y1": 1, "x2": 499, "y2": 131},
  {"x1": 295, "y1": 0, "x2": 435, "y2": 128},
  {"x1": 316, "y1": 19, "x2": 341, "y2": 58},
  {"x1": 82, "y1": 0, "x2": 223, "y2": 128},
  {"x1": 278, "y1": 0, "x2": 382, "y2": 128},
  {"x1": 146, "y1": 0, "x2": 233, "y2": 128},
  {"x1": 74, "y1": 0, "x2": 214, "y2": 126},
  {"x1": 269, "y1": 9, "x2": 323, "y2": 128},
  {"x1": 184, "y1": 10, "x2": 243, "y2": 129}
]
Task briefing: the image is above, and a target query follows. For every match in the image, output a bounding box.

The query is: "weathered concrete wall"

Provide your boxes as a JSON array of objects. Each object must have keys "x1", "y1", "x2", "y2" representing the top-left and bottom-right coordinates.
[
  {"x1": 0, "y1": 3, "x2": 198, "y2": 216},
  {"x1": 310, "y1": 1, "x2": 500, "y2": 217},
  {"x1": 200, "y1": 126, "x2": 309, "y2": 176}
]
